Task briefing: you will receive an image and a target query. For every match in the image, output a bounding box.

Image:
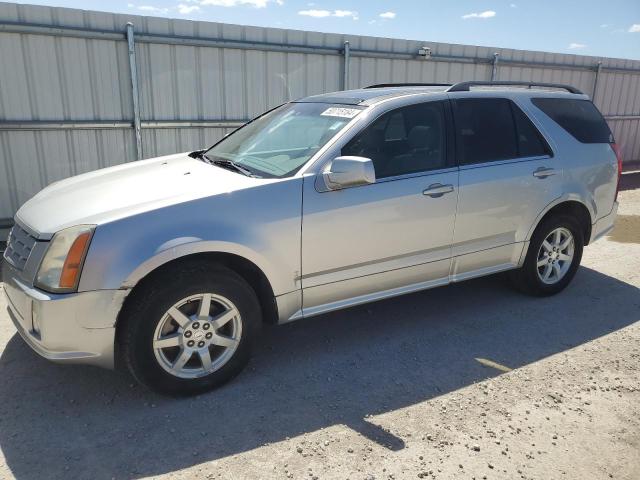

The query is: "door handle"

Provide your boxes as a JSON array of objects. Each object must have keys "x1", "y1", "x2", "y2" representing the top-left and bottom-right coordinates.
[
  {"x1": 533, "y1": 167, "x2": 556, "y2": 178},
  {"x1": 422, "y1": 183, "x2": 454, "y2": 197}
]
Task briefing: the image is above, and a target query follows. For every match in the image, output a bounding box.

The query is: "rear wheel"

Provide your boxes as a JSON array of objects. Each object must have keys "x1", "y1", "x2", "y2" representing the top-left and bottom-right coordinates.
[
  {"x1": 510, "y1": 214, "x2": 584, "y2": 296},
  {"x1": 120, "y1": 263, "x2": 261, "y2": 396}
]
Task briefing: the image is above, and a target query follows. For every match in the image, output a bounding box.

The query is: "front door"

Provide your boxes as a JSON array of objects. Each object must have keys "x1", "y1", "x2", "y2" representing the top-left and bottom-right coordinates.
[{"x1": 300, "y1": 100, "x2": 458, "y2": 316}]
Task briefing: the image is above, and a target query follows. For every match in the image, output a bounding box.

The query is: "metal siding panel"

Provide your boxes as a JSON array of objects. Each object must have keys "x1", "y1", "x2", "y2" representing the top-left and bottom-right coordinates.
[
  {"x1": 323, "y1": 54, "x2": 341, "y2": 96},
  {"x1": 222, "y1": 49, "x2": 246, "y2": 119},
  {"x1": 22, "y1": 34, "x2": 65, "y2": 120},
  {"x1": 144, "y1": 43, "x2": 175, "y2": 120},
  {"x1": 1, "y1": 2, "x2": 640, "y2": 228},
  {"x1": 0, "y1": 2, "x2": 20, "y2": 21},
  {"x1": 57, "y1": 37, "x2": 95, "y2": 120},
  {"x1": 90, "y1": 39, "x2": 132, "y2": 120},
  {"x1": 286, "y1": 53, "x2": 306, "y2": 99},
  {"x1": 174, "y1": 45, "x2": 200, "y2": 120},
  {"x1": 199, "y1": 47, "x2": 225, "y2": 118},
  {"x1": 609, "y1": 119, "x2": 639, "y2": 161},
  {"x1": 0, "y1": 33, "x2": 32, "y2": 120},
  {"x1": 629, "y1": 74, "x2": 640, "y2": 116},
  {"x1": 0, "y1": 131, "x2": 18, "y2": 218},
  {"x1": 4, "y1": 131, "x2": 44, "y2": 208},
  {"x1": 38, "y1": 130, "x2": 74, "y2": 181},
  {"x1": 305, "y1": 53, "x2": 325, "y2": 95},
  {"x1": 246, "y1": 49, "x2": 268, "y2": 116}
]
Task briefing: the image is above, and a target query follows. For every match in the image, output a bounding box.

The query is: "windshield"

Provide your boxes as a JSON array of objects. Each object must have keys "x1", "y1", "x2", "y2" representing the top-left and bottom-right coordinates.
[{"x1": 205, "y1": 103, "x2": 364, "y2": 178}]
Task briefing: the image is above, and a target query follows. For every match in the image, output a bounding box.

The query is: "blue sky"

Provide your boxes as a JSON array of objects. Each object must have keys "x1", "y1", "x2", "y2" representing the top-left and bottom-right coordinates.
[{"x1": 11, "y1": 0, "x2": 640, "y2": 59}]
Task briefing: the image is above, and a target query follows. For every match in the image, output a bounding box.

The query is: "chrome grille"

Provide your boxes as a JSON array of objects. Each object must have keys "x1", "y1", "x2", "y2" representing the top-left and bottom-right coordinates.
[{"x1": 3, "y1": 224, "x2": 37, "y2": 271}]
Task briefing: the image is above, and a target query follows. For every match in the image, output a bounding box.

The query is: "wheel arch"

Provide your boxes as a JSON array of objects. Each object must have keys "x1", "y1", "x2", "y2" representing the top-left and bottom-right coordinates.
[
  {"x1": 116, "y1": 251, "x2": 280, "y2": 340},
  {"x1": 527, "y1": 198, "x2": 593, "y2": 245}
]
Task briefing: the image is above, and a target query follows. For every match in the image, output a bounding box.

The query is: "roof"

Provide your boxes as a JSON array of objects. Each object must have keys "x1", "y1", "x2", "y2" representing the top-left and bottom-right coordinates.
[
  {"x1": 294, "y1": 81, "x2": 585, "y2": 106},
  {"x1": 294, "y1": 86, "x2": 449, "y2": 105}
]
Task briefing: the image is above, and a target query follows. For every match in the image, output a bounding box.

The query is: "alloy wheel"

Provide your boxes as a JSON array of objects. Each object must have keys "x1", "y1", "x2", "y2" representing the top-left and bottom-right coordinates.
[
  {"x1": 152, "y1": 293, "x2": 242, "y2": 379},
  {"x1": 536, "y1": 227, "x2": 575, "y2": 285}
]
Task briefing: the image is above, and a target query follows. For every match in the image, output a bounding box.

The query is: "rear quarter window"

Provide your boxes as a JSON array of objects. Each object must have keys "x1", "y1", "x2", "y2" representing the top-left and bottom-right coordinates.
[{"x1": 531, "y1": 98, "x2": 612, "y2": 144}]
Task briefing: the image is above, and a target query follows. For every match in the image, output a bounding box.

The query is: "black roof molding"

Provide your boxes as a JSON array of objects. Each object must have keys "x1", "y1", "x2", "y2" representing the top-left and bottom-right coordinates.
[
  {"x1": 446, "y1": 81, "x2": 583, "y2": 94},
  {"x1": 365, "y1": 83, "x2": 452, "y2": 88}
]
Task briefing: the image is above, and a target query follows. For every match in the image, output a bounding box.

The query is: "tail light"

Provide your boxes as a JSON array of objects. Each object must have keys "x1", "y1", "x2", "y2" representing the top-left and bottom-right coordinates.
[{"x1": 611, "y1": 143, "x2": 623, "y2": 202}]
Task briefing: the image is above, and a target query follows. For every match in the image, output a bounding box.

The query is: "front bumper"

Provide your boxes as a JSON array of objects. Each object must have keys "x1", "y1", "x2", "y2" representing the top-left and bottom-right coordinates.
[{"x1": 2, "y1": 260, "x2": 128, "y2": 369}]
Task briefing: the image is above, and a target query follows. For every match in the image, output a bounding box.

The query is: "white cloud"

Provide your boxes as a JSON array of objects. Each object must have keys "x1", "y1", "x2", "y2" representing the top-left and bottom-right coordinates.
[
  {"x1": 509, "y1": 3, "x2": 516, "y2": 7},
  {"x1": 629, "y1": 24, "x2": 640, "y2": 33},
  {"x1": 200, "y1": 0, "x2": 269, "y2": 7},
  {"x1": 178, "y1": 3, "x2": 200, "y2": 13},
  {"x1": 568, "y1": 42, "x2": 586, "y2": 49},
  {"x1": 379, "y1": 11, "x2": 396, "y2": 19},
  {"x1": 137, "y1": 5, "x2": 169, "y2": 14},
  {"x1": 462, "y1": 10, "x2": 496, "y2": 19},
  {"x1": 298, "y1": 9, "x2": 331, "y2": 17},
  {"x1": 334, "y1": 10, "x2": 356, "y2": 18},
  {"x1": 299, "y1": 9, "x2": 358, "y2": 19},
  {"x1": 600, "y1": 23, "x2": 609, "y2": 28}
]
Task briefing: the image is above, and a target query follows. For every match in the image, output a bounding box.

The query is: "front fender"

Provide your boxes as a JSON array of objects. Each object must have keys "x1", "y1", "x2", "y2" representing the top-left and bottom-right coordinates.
[
  {"x1": 77, "y1": 179, "x2": 303, "y2": 296},
  {"x1": 120, "y1": 239, "x2": 279, "y2": 290}
]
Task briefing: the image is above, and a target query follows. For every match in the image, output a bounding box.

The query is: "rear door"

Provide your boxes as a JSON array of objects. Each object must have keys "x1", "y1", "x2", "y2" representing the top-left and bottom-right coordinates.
[{"x1": 450, "y1": 96, "x2": 563, "y2": 280}]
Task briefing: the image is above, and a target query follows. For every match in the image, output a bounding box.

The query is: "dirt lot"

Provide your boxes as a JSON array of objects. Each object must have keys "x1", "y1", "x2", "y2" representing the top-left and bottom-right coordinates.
[{"x1": 0, "y1": 184, "x2": 639, "y2": 480}]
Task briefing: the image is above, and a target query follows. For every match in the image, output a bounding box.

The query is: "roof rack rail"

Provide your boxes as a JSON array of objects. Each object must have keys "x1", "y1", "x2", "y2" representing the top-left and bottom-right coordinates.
[
  {"x1": 365, "y1": 83, "x2": 452, "y2": 89},
  {"x1": 446, "y1": 81, "x2": 583, "y2": 94}
]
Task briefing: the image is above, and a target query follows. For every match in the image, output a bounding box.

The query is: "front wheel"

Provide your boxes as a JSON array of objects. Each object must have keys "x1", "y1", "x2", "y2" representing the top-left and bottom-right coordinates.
[
  {"x1": 510, "y1": 214, "x2": 584, "y2": 296},
  {"x1": 119, "y1": 263, "x2": 261, "y2": 396}
]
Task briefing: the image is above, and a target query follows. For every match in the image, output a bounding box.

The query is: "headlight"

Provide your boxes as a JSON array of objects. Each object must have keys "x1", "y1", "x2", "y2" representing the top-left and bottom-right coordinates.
[{"x1": 35, "y1": 225, "x2": 95, "y2": 293}]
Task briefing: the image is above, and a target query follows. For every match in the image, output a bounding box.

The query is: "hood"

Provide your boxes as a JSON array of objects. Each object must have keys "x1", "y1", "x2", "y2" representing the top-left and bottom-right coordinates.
[{"x1": 16, "y1": 153, "x2": 262, "y2": 239}]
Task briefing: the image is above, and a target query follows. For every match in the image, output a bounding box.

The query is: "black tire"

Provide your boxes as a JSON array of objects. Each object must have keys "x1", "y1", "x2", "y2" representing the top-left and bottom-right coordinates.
[
  {"x1": 119, "y1": 261, "x2": 261, "y2": 396},
  {"x1": 510, "y1": 214, "x2": 584, "y2": 296}
]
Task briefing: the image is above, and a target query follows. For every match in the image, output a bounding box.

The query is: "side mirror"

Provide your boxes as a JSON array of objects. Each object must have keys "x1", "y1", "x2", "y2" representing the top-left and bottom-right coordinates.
[{"x1": 323, "y1": 156, "x2": 376, "y2": 190}]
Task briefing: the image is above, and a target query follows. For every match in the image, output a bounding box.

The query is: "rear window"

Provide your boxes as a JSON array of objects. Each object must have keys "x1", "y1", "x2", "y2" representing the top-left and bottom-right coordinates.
[
  {"x1": 531, "y1": 98, "x2": 612, "y2": 144},
  {"x1": 511, "y1": 104, "x2": 552, "y2": 157}
]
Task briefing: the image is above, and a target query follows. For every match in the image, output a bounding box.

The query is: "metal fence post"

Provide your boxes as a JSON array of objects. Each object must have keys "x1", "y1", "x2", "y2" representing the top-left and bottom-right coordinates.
[
  {"x1": 592, "y1": 61, "x2": 602, "y2": 102},
  {"x1": 491, "y1": 53, "x2": 500, "y2": 81},
  {"x1": 126, "y1": 22, "x2": 143, "y2": 160},
  {"x1": 343, "y1": 41, "x2": 350, "y2": 90}
]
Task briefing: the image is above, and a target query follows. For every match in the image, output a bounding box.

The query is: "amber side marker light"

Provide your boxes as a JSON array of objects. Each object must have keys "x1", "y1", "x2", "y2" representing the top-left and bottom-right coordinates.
[{"x1": 59, "y1": 231, "x2": 93, "y2": 290}]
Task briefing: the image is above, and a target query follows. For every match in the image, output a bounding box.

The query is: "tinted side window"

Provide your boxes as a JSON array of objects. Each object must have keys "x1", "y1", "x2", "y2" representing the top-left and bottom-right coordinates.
[
  {"x1": 531, "y1": 98, "x2": 612, "y2": 144},
  {"x1": 454, "y1": 98, "x2": 517, "y2": 165},
  {"x1": 342, "y1": 102, "x2": 446, "y2": 179},
  {"x1": 511, "y1": 104, "x2": 551, "y2": 157}
]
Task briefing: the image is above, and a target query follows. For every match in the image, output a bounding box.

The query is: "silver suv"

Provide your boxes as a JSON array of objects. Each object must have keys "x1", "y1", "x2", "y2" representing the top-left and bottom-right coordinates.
[{"x1": 2, "y1": 81, "x2": 621, "y2": 395}]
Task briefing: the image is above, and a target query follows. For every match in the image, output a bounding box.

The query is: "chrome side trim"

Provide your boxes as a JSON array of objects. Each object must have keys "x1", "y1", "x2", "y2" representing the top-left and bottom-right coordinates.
[
  {"x1": 450, "y1": 262, "x2": 516, "y2": 283},
  {"x1": 289, "y1": 275, "x2": 450, "y2": 321},
  {"x1": 450, "y1": 243, "x2": 525, "y2": 281}
]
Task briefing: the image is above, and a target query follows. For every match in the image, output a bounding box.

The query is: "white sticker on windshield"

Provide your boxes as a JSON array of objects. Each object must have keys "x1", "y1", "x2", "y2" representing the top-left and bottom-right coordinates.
[{"x1": 320, "y1": 107, "x2": 361, "y2": 119}]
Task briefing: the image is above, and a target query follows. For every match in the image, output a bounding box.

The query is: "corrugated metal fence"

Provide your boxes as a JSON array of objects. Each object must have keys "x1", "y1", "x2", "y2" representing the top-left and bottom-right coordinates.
[{"x1": 1, "y1": 2, "x2": 639, "y2": 226}]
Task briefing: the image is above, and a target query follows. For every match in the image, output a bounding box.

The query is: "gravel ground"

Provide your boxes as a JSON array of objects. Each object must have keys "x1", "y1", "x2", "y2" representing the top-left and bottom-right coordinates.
[{"x1": 0, "y1": 184, "x2": 639, "y2": 480}]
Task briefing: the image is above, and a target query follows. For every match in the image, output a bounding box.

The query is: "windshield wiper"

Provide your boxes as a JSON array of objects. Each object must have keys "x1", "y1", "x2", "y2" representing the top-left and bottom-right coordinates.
[
  {"x1": 211, "y1": 159, "x2": 257, "y2": 178},
  {"x1": 190, "y1": 150, "x2": 258, "y2": 177}
]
